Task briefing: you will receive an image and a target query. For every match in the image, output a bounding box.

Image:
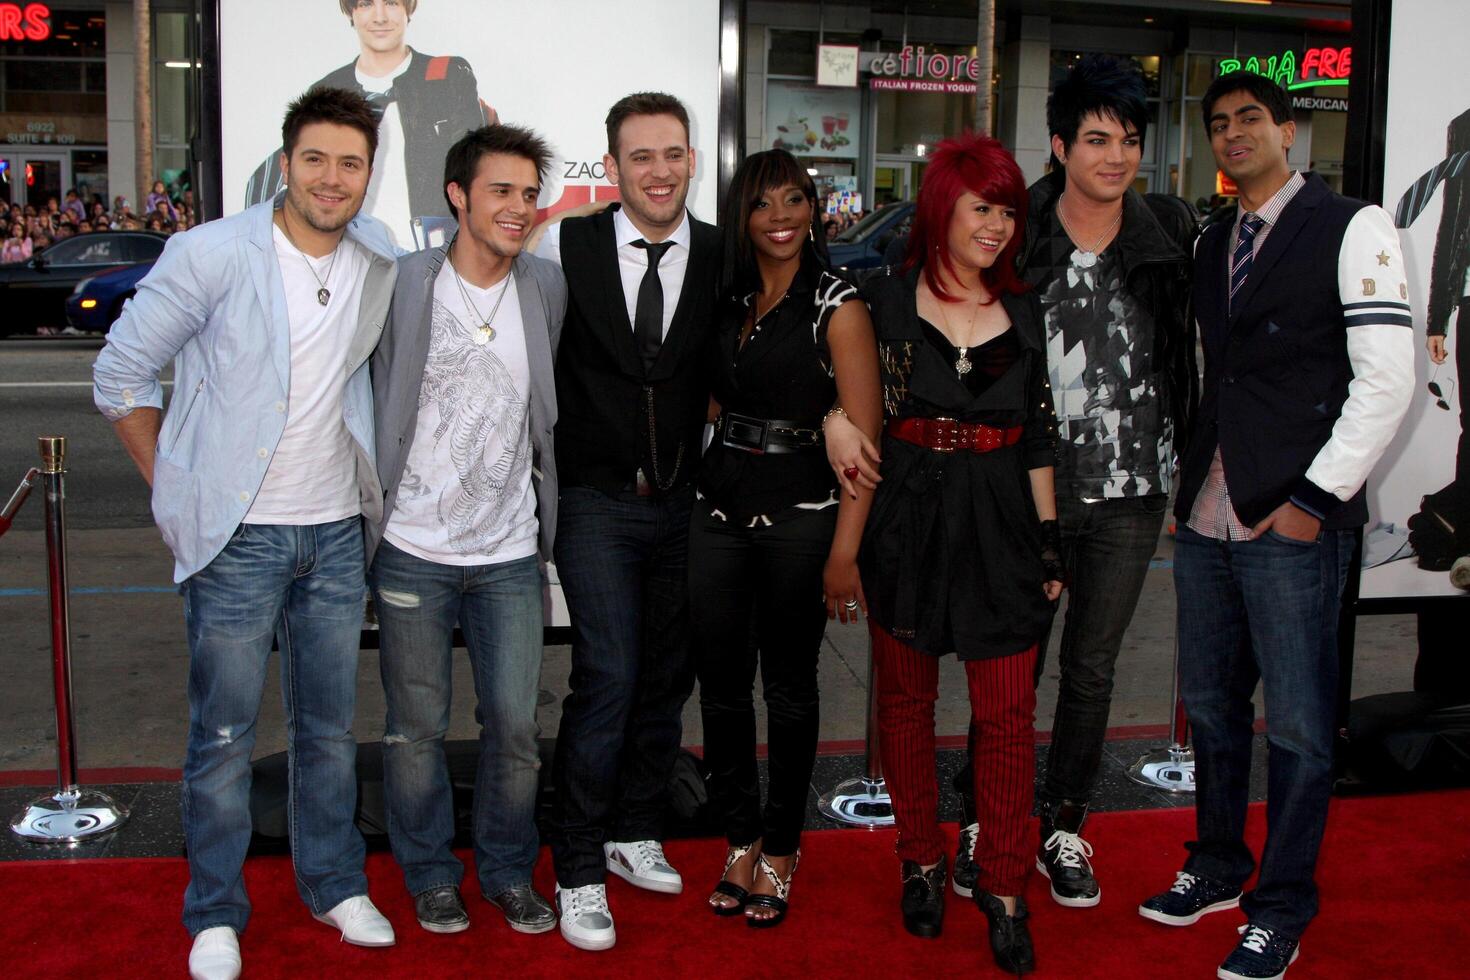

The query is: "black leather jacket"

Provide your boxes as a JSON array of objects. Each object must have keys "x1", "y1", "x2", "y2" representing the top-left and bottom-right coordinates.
[{"x1": 1018, "y1": 169, "x2": 1200, "y2": 457}]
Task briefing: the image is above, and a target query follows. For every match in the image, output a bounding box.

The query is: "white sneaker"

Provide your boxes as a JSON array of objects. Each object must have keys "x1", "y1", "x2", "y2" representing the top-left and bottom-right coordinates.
[
  {"x1": 556, "y1": 883, "x2": 616, "y2": 951},
  {"x1": 312, "y1": 894, "x2": 396, "y2": 947},
  {"x1": 188, "y1": 926, "x2": 241, "y2": 980},
  {"x1": 604, "y1": 839, "x2": 683, "y2": 894}
]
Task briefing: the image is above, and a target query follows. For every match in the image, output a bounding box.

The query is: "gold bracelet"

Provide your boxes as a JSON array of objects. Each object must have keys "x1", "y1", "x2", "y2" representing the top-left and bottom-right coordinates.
[{"x1": 822, "y1": 407, "x2": 848, "y2": 428}]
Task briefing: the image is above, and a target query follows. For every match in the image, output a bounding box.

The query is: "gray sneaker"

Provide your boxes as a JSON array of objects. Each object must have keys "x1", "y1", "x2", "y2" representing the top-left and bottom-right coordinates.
[
  {"x1": 413, "y1": 886, "x2": 469, "y2": 935},
  {"x1": 485, "y1": 883, "x2": 556, "y2": 935},
  {"x1": 556, "y1": 883, "x2": 616, "y2": 951}
]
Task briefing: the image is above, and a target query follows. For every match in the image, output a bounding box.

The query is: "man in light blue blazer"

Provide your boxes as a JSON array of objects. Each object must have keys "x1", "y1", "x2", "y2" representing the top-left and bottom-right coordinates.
[
  {"x1": 365, "y1": 124, "x2": 565, "y2": 938},
  {"x1": 94, "y1": 88, "x2": 401, "y2": 980}
]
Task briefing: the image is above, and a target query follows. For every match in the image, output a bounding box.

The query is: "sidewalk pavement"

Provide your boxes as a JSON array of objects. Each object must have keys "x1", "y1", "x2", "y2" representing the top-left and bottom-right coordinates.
[{"x1": 0, "y1": 522, "x2": 1418, "y2": 774}]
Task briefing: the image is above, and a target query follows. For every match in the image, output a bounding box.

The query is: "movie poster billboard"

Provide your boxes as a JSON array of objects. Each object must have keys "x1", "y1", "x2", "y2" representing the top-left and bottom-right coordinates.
[
  {"x1": 218, "y1": 0, "x2": 722, "y2": 251},
  {"x1": 1359, "y1": 1, "x2": 1470, "y2": 599}
]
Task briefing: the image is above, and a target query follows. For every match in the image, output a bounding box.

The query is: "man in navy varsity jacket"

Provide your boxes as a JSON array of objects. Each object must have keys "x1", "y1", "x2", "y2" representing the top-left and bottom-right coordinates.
[{"x1": 1137, "y1": 72, "x2": 1413, "y2": 980}]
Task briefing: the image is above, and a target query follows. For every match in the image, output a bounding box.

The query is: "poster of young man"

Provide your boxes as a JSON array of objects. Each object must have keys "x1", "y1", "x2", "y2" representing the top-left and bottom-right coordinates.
[
  {"x1": 1361, "y1": 1, "x2": 1470, "y2": 599},
  {"x1": 220, "y1": 0, "x2": 721, "y2": 251}
]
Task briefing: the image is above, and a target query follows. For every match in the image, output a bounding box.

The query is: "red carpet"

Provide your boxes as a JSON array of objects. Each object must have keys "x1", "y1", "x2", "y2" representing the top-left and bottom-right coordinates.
[{"x1": 3, "y1": 791, "x2": 1465, "y2": 977}]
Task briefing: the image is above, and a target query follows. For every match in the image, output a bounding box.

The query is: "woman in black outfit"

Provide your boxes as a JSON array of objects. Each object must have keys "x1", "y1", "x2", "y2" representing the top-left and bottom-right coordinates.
[
  {"x1": 691, "y1": 150, "x2": 881, "y2": 927},
  {"x1": 842, "y1": 133, "x2": 1063, "y2": 974}
]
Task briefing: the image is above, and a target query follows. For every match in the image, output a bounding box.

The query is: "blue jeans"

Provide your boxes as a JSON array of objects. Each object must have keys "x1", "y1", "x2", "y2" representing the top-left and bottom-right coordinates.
[
  {"x1": 1174, "y1": 524, "x2": 1354, "y2": 939},
  {"x1": 551, "y1": 486, "x2": 695, "y2": 887},
  {"x1": 180, "y1": 517, "x2": 367, "y2": 937},
  {"x1": 370, "y1": 542, "x2": 544, "y2": 898}
]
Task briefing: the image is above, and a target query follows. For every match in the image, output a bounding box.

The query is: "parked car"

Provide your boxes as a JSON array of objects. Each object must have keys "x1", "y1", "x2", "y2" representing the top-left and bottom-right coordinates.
[
  {"x1": 0, "y1": 231, "x2": 166, "y2": 337},
  {"x1": 66, "y1": 260, "x2": 155, "y2": 333},
  {"x1": 826, "y1": 201, "x2": 915, "y2": 274}
]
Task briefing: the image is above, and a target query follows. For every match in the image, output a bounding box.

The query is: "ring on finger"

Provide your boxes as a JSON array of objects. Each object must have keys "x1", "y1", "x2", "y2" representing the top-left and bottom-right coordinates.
[
  {"x1": 844, "y1": 599, "x2": 860, "y2": 611},
  {"x1": 843, "y1": 466, "x2": 860, "y2": 480}
]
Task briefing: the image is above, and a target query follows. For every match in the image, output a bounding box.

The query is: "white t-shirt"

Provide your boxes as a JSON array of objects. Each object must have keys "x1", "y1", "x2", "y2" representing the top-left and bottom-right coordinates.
[
  {"x1": 382, "y1": 262, "x2": 538, "y2": 565},
  {"x1": 534, "y1": 207, "x2": 691, "y2": 341},
  {"x1": 245, "y1": 226, "x2": 365, "y2": 525},
  {"x1": 358, "y1": 53, "x2": 413, "y2": 251}
]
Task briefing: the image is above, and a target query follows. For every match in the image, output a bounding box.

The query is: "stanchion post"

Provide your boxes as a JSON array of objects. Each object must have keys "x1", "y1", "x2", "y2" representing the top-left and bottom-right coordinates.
[
  {"x1": 10, "y1": 436, "x2": 130, "y2": 843},
  {"x1": 817, "y1": 634, "x2": 895, "y2": 827},
  {"x1": 1127, "y1": 635, "x2": 1196, "y2": 793}
]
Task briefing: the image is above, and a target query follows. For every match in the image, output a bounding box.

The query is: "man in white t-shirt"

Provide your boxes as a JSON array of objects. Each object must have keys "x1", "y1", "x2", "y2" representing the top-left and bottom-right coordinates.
[
  {"x1": 94, "y1": 88, "x2": 401, "y2": 980},
  {"x1": 244, "y1": 0, "x2": 492, "y2": 250},
  {"x1": 366, "y1": 124, "x2": 566, "y2": 938}
]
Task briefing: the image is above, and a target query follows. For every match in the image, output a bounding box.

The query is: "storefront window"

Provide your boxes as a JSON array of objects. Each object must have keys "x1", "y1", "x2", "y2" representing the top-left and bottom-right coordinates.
[{"x1": 153, "y1": 10, "x2": 195, "y2": 193}]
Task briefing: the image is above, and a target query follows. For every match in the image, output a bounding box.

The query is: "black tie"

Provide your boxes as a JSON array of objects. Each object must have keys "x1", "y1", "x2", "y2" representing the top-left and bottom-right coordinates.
[{"x1": 632, "y1": 239, "x2": 674, "y2": 370}]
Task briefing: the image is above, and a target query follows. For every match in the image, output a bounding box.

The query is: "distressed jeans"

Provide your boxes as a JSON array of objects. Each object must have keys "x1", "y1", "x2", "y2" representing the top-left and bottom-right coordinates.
[
  {"x1": 179, "y1": 517, "x2": 368, "y2": 937},
  {"x1": 370, "y1": 543, "x2": 544, "y2": 898},
  {"x1": 1175, "y1": 525, "x2": 1354, "y2": 939}
]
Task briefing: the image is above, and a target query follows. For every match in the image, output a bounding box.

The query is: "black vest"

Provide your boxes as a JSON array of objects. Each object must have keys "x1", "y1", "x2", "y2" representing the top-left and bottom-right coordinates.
[
  {"x1": 1176, "y1": 173, "x2": 1369, "y2": 530},
  {"x1": 554, "y1": 206, "x2": 720, "y2": 496}
]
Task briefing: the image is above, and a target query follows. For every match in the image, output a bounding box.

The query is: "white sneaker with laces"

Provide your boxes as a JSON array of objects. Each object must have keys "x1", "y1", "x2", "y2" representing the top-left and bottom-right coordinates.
[
  {"x1": 188, "y1": 926, "x2": 240, "y2": 980},
  {"x1": 557, "y1": 883, "x2": 616, "y2": 951},
  {"x1": 312, "y1": 894, "x2": 396, "y2": 947},
  {"x1": 605, "y1": 839, "x2": 683, "y2": 894}
]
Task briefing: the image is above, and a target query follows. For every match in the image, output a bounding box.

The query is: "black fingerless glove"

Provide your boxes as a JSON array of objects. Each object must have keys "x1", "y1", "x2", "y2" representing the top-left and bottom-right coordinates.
[{"x1": 1039, "y1": 519, "x2": 1065, "y2": 586}]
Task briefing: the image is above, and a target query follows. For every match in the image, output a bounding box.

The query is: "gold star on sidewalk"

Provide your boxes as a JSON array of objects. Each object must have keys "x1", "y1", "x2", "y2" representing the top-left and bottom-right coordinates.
[{"x1": 1376, "y1": 251, "x2": 1391, "y2": 266}]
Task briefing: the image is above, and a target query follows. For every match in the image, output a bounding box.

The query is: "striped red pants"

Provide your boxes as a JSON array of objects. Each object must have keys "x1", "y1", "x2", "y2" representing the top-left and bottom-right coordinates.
[{"x1": 871, "y1": 623, "x2": 1037, "y2": 896}]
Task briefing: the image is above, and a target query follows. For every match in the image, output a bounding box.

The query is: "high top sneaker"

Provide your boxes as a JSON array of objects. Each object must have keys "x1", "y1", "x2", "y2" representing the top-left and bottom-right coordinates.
[{"x1": 1036, "y1": 800, "x2": 1100, "y2": 907}]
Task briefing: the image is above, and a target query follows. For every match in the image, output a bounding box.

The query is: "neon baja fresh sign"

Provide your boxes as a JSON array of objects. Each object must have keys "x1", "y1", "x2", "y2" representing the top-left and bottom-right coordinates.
[{"x1": 1218, "y1": 47, "x2": 1351, "y2": 90}]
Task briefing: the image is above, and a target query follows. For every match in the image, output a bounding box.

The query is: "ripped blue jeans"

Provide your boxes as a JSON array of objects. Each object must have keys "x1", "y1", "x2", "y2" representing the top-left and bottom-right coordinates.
[
  {"x1": 369, "y1": 542, "x2": 544, "y2": 898},
  {"x1": 179, "y1": 517, "x2": 368, "y2": 936}
]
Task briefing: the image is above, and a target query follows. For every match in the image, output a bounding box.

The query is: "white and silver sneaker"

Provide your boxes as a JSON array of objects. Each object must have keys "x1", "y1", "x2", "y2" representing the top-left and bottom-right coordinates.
[
  {"x1": 605, "y1": 839, "x2": 683, "y2": 894},
  {"x1": 312, "y1": 894, "x2": 396, "y2": 947},
  {"x1": 556, "y1": 883, "x2": 616, "y2": 951},
  {"x1": 188, "y1": 926, "x2": 241, "y2": 980}
]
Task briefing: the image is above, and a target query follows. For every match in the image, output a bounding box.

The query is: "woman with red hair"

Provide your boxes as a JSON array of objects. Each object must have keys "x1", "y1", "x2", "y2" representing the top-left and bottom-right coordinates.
[{"x1": 857, "y1": 133, "x2": 1062, "y2": 974}]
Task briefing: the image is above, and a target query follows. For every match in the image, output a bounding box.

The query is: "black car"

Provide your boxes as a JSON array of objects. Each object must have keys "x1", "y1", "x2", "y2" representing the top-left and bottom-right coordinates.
[
  {"x1": 827, "y1": 201, "x2": 915, "y2": 275},
  {"x1": 0, "y1": 231, "x2": 167, "y2": 337}
]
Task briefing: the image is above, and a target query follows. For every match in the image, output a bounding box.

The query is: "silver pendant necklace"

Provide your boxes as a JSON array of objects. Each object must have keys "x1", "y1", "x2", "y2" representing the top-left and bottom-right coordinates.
[
  {"x1": 451, "y1": 257, "x2": 511, "y2": 345},
  {"x1": 1056, "y1": 192, "x2": 1121, "y2": 270},
  {"x1": 937, "y1": 291, "x2": 984, "y2": 377},
  {"x1": 278, "y1": 210, "x2": 339, "y2": 305}
]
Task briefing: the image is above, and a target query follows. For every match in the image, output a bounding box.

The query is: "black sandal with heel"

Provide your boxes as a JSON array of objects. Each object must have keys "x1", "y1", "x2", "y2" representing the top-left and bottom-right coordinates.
[
  {"x1": 710, "y1": 843, "x2": 756, "y2": 917},
  {"x1": 745, "y1": 851, "x2": 799, "y2": 929}
]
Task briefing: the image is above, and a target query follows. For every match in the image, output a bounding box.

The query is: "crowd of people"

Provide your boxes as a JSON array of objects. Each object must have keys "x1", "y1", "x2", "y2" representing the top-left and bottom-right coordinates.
[
  {"x1": 0, "y1": 180, "x2": 198, "y2": 263},
  {"x1": 91, "y1": 45, "x2": 1419, "y2": 980}
]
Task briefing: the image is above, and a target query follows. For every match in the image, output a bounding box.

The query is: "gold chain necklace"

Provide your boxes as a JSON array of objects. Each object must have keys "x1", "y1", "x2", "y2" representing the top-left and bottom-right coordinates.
[{"x1": 937, "y1": 291, "x2": 984, "y2": 377}]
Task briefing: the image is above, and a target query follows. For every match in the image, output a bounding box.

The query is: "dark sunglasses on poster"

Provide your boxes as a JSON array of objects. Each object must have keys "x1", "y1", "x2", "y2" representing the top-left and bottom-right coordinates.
[{"x1": 1427, "y1": 370, "x2": 1455, "y2": 411}]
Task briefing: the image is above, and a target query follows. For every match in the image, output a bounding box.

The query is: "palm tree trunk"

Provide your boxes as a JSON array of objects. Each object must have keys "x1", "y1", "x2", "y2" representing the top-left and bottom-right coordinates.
[
  {"x1": 974, "y1": 0, "x2": 995, "y2": 135},
  {"x1": 134, "y1": 0, "x2": 152, "y2": 208}
]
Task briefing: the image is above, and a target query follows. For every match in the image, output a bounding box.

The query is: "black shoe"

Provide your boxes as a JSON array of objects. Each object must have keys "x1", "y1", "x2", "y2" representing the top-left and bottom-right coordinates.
[
  {"x1": 414, "y1": 885, "x2": 470, "y2": 934},
  {"x1": 1036, "y1": 800, "x2": 1100, "y2": 908},
  {"x1": 952, "y1": 823, "x2": 979, "y2": 898},
  {"x1": 485, "y1": 883, "x2": 557, "y2": 934},
  {"x1": 973, "y1": 890, "x2": 1036, "y2": 976},
  {"x1": 1218, "y1": 923, "x2": 1300, "y2": 980},
  {"x1": 1138, "y1": 870, "x2": 1242, "y2": 926},
  {"x1": 899, "y1": 857, "x2": 946, "y2": 938}
]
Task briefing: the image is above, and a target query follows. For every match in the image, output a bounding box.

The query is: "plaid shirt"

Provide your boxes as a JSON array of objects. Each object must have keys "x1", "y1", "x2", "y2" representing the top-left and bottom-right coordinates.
[{"x1": 1188, "y1": 173, "x2": 1305, "y2": 540}]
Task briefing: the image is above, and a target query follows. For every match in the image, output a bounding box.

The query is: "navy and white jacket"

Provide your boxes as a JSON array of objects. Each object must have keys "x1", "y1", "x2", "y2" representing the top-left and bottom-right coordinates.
[{"x1": 1177, "y1": 172, "x2": 1415, "y2": 530}]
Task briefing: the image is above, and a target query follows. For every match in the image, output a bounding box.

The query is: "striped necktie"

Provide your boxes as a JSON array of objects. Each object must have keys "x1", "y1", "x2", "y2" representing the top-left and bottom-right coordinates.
[{"x1": 1229, "y1": 213, "x2": 1265, "y2": 314}]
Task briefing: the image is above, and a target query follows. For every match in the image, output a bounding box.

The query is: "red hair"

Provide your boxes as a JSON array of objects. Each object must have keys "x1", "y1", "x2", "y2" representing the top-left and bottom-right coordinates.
[{"x1": 904, "y1": 133, "x2": 1028, "y2": 303}]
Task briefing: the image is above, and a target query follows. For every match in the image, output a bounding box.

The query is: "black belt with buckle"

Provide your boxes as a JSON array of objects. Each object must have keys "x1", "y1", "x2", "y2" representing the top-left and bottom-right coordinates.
[{"x1": 717, "y1": 412, "x2": 824, "y2": 455}]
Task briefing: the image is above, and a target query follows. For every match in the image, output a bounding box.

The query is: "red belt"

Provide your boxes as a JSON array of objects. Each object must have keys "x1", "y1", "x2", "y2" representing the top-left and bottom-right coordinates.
[{"x1": 886, "y1": 417, "x2": 1023, "y2": 454}]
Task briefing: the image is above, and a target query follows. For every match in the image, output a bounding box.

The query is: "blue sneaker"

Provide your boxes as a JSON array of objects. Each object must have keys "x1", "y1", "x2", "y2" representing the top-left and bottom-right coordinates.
[
  {"x1": 1138, "y1": 870, "x2": 1241, "y2": 926},
  {"x1": 1218, "y1": 923, "x2": 1300, "y2": 980}
]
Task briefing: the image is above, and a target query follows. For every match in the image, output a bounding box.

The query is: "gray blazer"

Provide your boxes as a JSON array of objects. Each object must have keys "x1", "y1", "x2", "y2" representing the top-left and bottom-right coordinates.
[{"x1": 366, "y1": 244, "x2": 566, "y2": 566}]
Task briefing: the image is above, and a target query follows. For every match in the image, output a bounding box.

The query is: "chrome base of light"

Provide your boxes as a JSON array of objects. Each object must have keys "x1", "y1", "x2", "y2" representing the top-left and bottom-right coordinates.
[
  {"x1": 818, "y1": 775, "x2": 896, "y2": 827},
  {"x1": 1127, "y1": 746, "x2": 1196, "y2": 793},
  {"x1": 10, "y1": 786, "x2": 129, "y2": 843}
]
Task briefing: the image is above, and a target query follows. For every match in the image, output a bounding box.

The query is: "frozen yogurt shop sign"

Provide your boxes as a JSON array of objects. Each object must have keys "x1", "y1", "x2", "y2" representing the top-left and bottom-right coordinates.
[{"x1": 863, "y1": 46, "x2": 979, "y2": 94}]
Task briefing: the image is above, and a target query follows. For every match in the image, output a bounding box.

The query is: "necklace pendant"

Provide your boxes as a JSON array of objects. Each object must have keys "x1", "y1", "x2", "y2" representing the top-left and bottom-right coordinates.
[
  {"x1": 955, "y1": 349, "x2": 972, "y2": 377},
  {"x1": 474, "y1": 324, "x2": 495, "y2": 345},
  {"x1": 316, "y1": 286, "x2": 331, "y2": 306},
  {"x1": 1070, "y1": 249, "x2": 1097, "y2": 270}
]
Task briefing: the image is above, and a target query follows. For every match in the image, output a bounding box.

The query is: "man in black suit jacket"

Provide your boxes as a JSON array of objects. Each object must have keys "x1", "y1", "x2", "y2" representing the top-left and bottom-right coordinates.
[
  {"x1": 1424, "y1": 107, "x2": 1470, "y2": 485},
  {"x1": 244, "y1": 0, "x2": 490, "y2": 249},
  {"x1": 531, "y1": 92, "x2": 720, "y2": 953}
]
